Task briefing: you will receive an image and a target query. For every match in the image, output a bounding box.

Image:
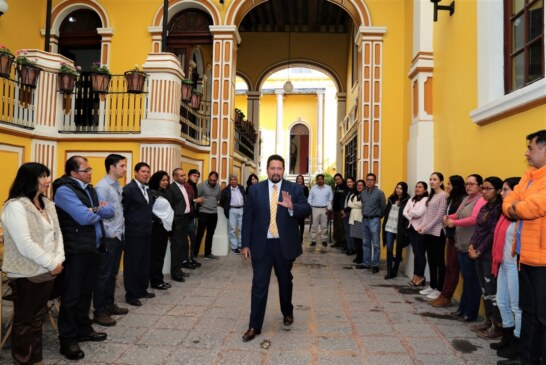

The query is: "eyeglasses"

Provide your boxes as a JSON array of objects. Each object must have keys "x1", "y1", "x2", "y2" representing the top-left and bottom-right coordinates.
[
  {"x1": 481, "y1": 187, "x2": 496, "y2": 192},
  {"x1": 77, "y1": 168, "x2": 92, "y2": 173},
  {"x1": 465, "y1": 182, "x2": 478, "y2": 186}
]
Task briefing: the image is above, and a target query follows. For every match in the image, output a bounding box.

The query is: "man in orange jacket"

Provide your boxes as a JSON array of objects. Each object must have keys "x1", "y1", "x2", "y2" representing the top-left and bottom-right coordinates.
[{"x1": 502, "y1": 129, "x2": 546, "y2": 365}]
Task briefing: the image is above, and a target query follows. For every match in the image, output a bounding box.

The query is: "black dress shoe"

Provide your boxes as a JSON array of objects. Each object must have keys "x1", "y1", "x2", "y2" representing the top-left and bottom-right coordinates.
[
  {"x1": 143, "y1": 291, "x2": 155, "y2": 298},
  {"x1": 151, "y1": 282, "x2": 169, "y2": 290},
  {"x1": 372, "y1": 267, "x2": 380, "y2": 274},
  {"x1": 458, "y1": 315, "x2": 476, "y2": 322},
  {"x1": 310, "y1": 242, "x2": 317, "y2": 246},
  {"x1": 79, "y1": 330, "x2": 107, "y2": 342},
  {"x1": 450, "y1": 310, "x2": 464, "y2": 318},
  {"x1": 283, "y1": 315, "x2": 294, "y2": 326},
  {"x1": 322, "y1": 241, "x2": 328, "y2": 247},
  {"x1": 126, "y1": 298, "x2": 142, "y2": 306},
  {"x1": 60, "y1": 344, "x2": 85, "y2": 360},
  {"x1": 181, "y1": 260, "x2": 196, "y2": 270},
  {"x1": 180, "y1": 270, "x2": 190, "y2": 277},
  {"x1": 171, "y1": 274, "x2": 185, "y2": 282},
  {"x1": 242, "y1": 328, "x2": 261, "y2": 342},
  {"x1": 355, "y1": 264, "x2": 370, "y2": 270},
  {"x1": 163, "y1": 282, "x2": 172, "y2": 288},
  {"x1": 191, "y1": 259, "x2": 202, "y2": 267}
]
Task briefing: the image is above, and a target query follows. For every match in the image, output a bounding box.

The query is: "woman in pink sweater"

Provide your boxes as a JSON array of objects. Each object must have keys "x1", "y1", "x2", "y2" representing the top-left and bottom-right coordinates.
[{"x1": 403, "y1": 181, "x2": 429, "y2": 286}]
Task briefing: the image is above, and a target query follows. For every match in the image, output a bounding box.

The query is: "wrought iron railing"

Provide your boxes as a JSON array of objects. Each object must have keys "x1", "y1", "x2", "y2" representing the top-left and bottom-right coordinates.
[
  {"x1": 59, "y1": 73, "x2": 147, "y2": 133},
  {"x1": 0, "y1": 67, "x2": 37, "y2": 129},
  {"x1": 179, "y1": 99, "x2": 210, "y2": 146},
  {"x1": 234, "y1": 126, "x2": 255, "y2": 160}
]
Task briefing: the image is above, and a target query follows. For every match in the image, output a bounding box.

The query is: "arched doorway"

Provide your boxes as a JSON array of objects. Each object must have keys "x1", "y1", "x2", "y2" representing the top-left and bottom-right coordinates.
[
  {"x1": 58, "y1": 9, "x2": 102, "y2": 128},
  {"x1": 289, "y1": 123, "x2": 310, "y2": 175}
]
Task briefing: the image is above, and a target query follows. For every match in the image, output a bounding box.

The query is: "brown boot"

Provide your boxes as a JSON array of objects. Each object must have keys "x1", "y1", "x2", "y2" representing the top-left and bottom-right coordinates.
[
  {"x1": 93, "y1": 312, "x2": 117, "y2": 327},
  {"x1": 477, "y1": 322, "x2": 503, "y2": 339},
  {"x1": 470, "y1": 318, "x2": 492, "y2": 332},
  {"x1": 429, "y1": 294, "x2": 451, "y2": 307}
]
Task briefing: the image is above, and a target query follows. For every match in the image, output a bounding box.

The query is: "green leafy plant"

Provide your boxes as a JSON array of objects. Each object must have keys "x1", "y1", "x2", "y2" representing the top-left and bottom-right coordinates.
[
  {"x1": 15, "y1": 50, "x2": 37, "y2": 67},
  {"x1": 91, "y1": 61, "x2": 110, "y2": 75},
  {"x1": 59, "y1": 62, "x2": 80, "y2": 76},
  {"x1": 0, "y1": 45, "x2": 13, "y2": 56}
]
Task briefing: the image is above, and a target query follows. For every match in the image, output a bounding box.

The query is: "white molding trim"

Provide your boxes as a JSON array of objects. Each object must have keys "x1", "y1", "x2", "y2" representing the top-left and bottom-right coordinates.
[{"x1": 0, "y1": 144, "x2": 24, "y2": 166}]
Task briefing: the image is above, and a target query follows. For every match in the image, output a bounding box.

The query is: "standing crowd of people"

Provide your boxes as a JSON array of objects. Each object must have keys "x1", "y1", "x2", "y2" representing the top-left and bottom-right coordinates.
[{"x1": 1, "y1": 129, "x2": 545, "y2": 365}]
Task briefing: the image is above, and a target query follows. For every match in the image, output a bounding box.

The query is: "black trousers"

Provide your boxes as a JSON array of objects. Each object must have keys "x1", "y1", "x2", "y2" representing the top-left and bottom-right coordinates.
[
  {"x1": 124, "y1": 234, "x2": 151, "y2": 301},
  {"x1": 58, "y1": 253, "x2": 98, "y2": 346},
  {"x1": 171, "y1": 216, "x2": 189, "y2": 275},
  {"x1": 194, "y1": 212, "x2": 218, "y2": 257},
  {"x1": 93, "y1": 237, "x2": 123, "y2": 315},
  {"x1": 298, "y1": 218, "x2": 305, "y2": 244},
  {"x1": 424, "y1": 232, "x2": 446, "y2": 290},
  {"x1": 9, "y1": 278, "x2": 54, "y2": 365},
  {"x1": 249, "y1": 239, "x2": 294, "y2": 330},
  {"x1": 518, "y1": 263, "x2": 546, "y2": 364},
  {"x1": 150, "y1": 221, "x2": 170, "y2": 286}
]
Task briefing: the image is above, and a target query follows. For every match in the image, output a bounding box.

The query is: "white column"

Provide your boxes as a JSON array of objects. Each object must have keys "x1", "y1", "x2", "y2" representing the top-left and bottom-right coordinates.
[
  {"x1": 275, "y1": 89, "x2": 285, "y2": 156},
  {"x1": 336, "y1": 92, "x2": 347, "y2": 174},
  {"x1": 316, "y1": 90, "x2": 325, "y2": 173},
  {"x1": 247, "y1": 91, "x2": 261, "y2": 167}
]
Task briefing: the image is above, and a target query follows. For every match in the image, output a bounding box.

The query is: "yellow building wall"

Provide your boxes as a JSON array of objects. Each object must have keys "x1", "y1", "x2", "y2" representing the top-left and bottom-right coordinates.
[{"x1": 0, "y1": 1, "x2": 46, "y2": 53}]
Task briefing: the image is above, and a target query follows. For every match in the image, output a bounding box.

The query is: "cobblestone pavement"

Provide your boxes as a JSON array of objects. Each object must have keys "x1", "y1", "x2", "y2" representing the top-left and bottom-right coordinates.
[{"x1": 1, "y1": 244, "x2": 500, "y2": 365}]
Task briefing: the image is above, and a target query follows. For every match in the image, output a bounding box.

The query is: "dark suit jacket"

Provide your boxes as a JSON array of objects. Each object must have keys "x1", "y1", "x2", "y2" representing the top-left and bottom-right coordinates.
[
  {"x1": 169, "y1": 182, "x2": 189, "y2": 222},
  {"x1": 122, "y1": 179, "x2": 154, "y2": 236},
  {"x1": 219, "y1": 184, "x2": 246, "y2": 219},
  {"x1": 242, "y1": 179, "x2": 311, "y2": 260}
]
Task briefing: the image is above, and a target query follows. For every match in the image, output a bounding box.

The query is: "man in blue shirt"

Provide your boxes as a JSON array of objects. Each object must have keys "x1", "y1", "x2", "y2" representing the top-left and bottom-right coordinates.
[
  {"x1": 308, "y1": 174, "x2": 333, "y2": 247},
  {"x1": 93, "y1": 154, "x2": 129, "y2": 327},
  {"x1": 53, "y1": 156, "x2": 114, "y2": 360}
]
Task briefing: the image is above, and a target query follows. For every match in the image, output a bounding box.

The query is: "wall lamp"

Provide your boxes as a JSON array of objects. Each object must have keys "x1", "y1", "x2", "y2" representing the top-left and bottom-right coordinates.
[
  {"x1": 0, "y1": 0, "x2": 8, "y2": 17},
  {"x1": 431, "y1": 0, "x2": 455, "y2": 22}
]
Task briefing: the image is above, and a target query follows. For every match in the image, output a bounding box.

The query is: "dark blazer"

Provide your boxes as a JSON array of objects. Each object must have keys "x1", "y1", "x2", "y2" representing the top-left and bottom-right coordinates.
[
  {"x1": 122, "y1": 179, "x2": 154, "y2": 236},
  {"x1": 169, "y1": 182, "x2": 188, "y2": 220},
  {"x1": 381, "y1": 197, "x2": 410, "y2": 248},
  {"x1": 242, "y1": 179, "x2": 311, "y2": 260},
  {"x1": 219, "y1": 184, "x2": 246, "y2": 219}
]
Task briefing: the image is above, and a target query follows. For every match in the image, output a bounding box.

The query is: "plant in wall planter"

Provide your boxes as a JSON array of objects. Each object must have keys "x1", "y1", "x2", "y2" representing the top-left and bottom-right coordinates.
[
  {"x1": 16, "y1": 50, "x2": 41, "y2": 88},
  {"x1": 90, "y1": 61, "x2": 111, "y2": 94},
  {"x1": 0, "y1": 45, "x2": 14, "y2": 78},
  {"x1": 58, "y1": 62, "x2": 80, "y2": 94},
  {"x1": 181, "y1": 78, "x2": 193, "y2": 102},
  {"x1": 190, "y1": 89, "x2": 202, "y2": 109},
  {"x1": 124, "y1": 64, "x2": 147, "y2": 93}
]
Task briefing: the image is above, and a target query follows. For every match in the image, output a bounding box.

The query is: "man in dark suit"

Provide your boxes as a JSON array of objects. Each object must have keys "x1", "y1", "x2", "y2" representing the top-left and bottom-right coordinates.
[
  {"x1": 219, "y1": 174, "x2": 246, "y2": 254},
  {"x1": 122, "y1": 162, "x2": 155, "y2": 306},
  {"x1": 169, "y1": 168, "x2": 193, "y2": 280},
  {"x1": 241, "y1": 154, "x2": 311, "y2": 342}
]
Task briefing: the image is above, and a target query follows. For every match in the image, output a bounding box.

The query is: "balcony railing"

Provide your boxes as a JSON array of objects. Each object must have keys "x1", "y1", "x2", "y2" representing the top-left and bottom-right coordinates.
[
  {"x1": 0, "y1": 68, "x2": 37, "y2": 130},
  {"x1": 59, "y1": 73, "x2": 147, "y2": 134},
  {"x1": 180, "y1": 99, "x2": 210, "y2": 146}
]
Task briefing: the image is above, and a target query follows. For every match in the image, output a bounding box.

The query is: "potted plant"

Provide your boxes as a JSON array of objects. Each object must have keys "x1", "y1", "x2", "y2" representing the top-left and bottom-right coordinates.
[
  {"x1": 90, "y1": 61, "x2": 111, "y2": 93},
  {"x1": 0, "y1": 45, "x2": 14, "y2": 78},
  {"x1": 58, "y1": 62, "x2": 80, "y2": 94},
  {"x1": 190, "y1": 89, "x2": 202, "y2": 109},
  {"x1": 124, "y1": 64, "x2": 147, "y2": 93},
  {"x1": 15, "y1": 50, "x2": 41, "y2": 88},
  {"x1": 181, "y1": 78, "x2": 193, "y2": 102}
]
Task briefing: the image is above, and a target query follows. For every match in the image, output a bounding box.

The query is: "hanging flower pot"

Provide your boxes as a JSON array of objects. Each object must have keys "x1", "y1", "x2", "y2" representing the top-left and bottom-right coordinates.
[
  {"x1": 190, "y1": 90, "x2": 202, "y2": 109},
  {"x1": 18, "y1": 64, "x2": 41, "y2": 88},
  {"x1": 124, "y1": 70, "x2": 147, "y2": 93},
  {"x1": 0, "y1": 51, "x2": 14, "y2": 78},
  {"x1": 181, "y1": 79, "x2": 193, "y2": 102},
  {"x1": 58, "y1": 72, "x2": 78, "y2": 94},
  {"x1": 91, "y1": 72, "x2": 111, "y2": 93}
]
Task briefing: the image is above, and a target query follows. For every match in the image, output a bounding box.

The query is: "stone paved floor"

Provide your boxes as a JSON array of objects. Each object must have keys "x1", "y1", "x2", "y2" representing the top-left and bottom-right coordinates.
[{"x1": 1, "y1": 243, "x2": 500, "y2": 365}]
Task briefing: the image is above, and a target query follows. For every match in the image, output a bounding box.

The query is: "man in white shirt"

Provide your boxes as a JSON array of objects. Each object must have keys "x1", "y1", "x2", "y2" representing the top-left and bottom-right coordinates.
[
  {"x1": 220, "y1": 174, "x2": 246, "y2": 254},
  {"x1": 308, "y1": 174, "x2": 333, "y2": 247}
]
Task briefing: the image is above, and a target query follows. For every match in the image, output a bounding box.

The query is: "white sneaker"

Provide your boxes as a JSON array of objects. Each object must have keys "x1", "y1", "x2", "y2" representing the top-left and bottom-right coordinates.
[
  {"x1": 426, "y1": 289, "x2": 441, "y2": 300},
  {"x1": 419, "y1": 286, "x2": 434, "y2": 295}
]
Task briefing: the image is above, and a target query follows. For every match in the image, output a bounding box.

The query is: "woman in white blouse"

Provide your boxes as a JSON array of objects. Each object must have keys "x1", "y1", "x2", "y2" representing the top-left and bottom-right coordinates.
[
  {"x1": 402, "y1": 181, "x2": 428, "y2": 286},
  {"x1": 2, "y1": 162, "x2": 65, "y2": 365}
]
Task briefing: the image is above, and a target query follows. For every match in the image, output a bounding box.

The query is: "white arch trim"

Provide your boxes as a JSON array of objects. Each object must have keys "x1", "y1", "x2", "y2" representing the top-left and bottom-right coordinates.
[
  {"x1": 152, "y1": 0, "x2": 221, "y2": 27},
  {"x1": 51, "y1": 1, "x2": 110, "y2": 32}
]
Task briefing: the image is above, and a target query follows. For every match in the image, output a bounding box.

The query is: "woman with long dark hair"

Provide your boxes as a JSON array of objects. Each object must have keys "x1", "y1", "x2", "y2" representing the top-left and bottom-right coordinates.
[
  {"x1": 430, "y1": 175, "x2": 466, "y2": 307},
  {"x1": 403, "y1": 181, "x2": 428, "y2": 286},
  {"x1": 417, "y1": 172, "x2": 449, "y2": 300},
  {"x1": 148, "y1": 170, "x2": 175, "y2": 290},
  {"x1": 468, "y1": 176, "x2": 504, "y2": 339},
  {"x1": 490, "y1": 177, "x2": 521, "y2": 359},
  {"x1": 348, "y1": 180, "x2": 365, "y2": 267},
  {"x1": 382, "y1": 181, "x2": 411, "y2": 279},
  {"x1": 445, "y1": 174, "x2": 486, "y2": 322},
  {"x1": 245, "y1": 173, "x2": 259, "y2": 195},
  {"x1": 2, "y1": 162, "x2": 65, "y2": 365},
  {"x1": 295, "y1": 174, "x2": 309, "y2": 244},
  {"x1": 342, "y1": 177, "x2": 356, "y2": 255}
]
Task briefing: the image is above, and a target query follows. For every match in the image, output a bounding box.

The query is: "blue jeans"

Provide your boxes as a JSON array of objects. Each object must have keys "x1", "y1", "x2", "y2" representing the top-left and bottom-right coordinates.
[
  {"x1": 93, "y1": 237, "x2": 124, "y2": 315},
  {"x1": 228, "y1": 207, "x2": 243, "y2": 250},
  {"x1": 457, "y1": 252, "x2": 481, "y2": 320},
  {"x1": 362, "y1": 217, "x2": 381, "y2": 267},
  {"x1": 385, "y1": 231, "x2": 396, "y2": 270},
  {"x1": 497, "y1": 258, "x2": 521, "y2": 337}
]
